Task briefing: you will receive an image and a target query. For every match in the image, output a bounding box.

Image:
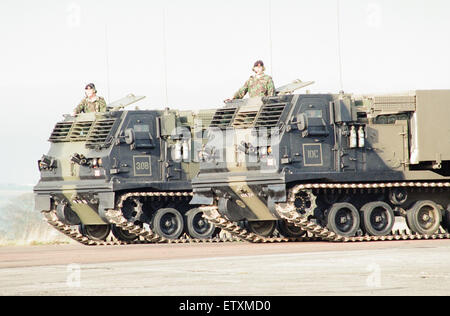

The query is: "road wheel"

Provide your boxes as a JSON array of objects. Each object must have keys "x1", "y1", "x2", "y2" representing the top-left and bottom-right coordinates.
[
  {"x1": 277, "y1": 220, "x2": 306, "y2": 238},
  {"x1": 80, "y1": 225, "x2": 111, "y2": 241},
  {"x1": 442, "y1": 206, "x2": 450, "y2": 232},
  {"x1": 185, "y1": 208, "x2": 218, "y2": 239},
  {"x1": 152, "y1": 208, "x2": 184, "y2": 239},
  {"x1": 245, "y1": 220, "x2": 276, "y2": 237},
  {"x1": 406, "y1": 200, "x2": 441, "y2": 235},
  {"x1": 361, "y1": 201, "x2": 395, "y2": 236},
  {"x1": 326, "y1": 202, "x2": 360, "y2": 237},
  {"x1": 111, "y1": 225, "x2": 138, "y2": 242}
]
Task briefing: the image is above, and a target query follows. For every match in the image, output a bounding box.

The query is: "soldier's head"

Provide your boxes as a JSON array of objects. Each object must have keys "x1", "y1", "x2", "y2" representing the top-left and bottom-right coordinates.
[
  {"x1": 85, "y1": 83, "x2": 97, "y2": 98},
  {"x1": 252, "y1": 60, "x2": 265, "y2": 74}
]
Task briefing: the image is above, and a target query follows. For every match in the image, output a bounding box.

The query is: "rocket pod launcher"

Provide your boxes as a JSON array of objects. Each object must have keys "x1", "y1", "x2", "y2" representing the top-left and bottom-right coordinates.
[{"x1": 192, "y1": 90, "x2": 450, "y2": 238}]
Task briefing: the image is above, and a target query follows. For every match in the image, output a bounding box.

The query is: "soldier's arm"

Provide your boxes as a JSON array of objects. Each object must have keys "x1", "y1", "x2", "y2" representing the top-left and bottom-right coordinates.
[
  {"x1": 74, "y1": 99, "x2": 86, "y2": 114},
  {"x1": 233, "y1": 79, "x2": 250, "y2": 99},
  {"x1": 267, "y1": 77, "x2": 275, "y2": 97},
  {"x1": 98, "y1": 98, "x2": 107, "y2": 112}
]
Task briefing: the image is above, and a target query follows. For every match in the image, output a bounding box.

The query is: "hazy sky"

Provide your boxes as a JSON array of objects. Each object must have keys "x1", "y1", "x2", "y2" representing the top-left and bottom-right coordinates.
[{"x1": 1, "y1": 0, "x2": 449, "y2": 185}]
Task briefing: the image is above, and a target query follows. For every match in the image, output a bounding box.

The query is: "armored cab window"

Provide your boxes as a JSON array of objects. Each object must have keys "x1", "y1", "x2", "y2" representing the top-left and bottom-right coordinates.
[
  {"x1": 135, "y1": 124, "x2": 153, "y2": 148},
  {"x1": 134, "y1": 124, "x2": 149, "y2": 132},
  {"x1": 125, "y1": 121, "x2": 155, "y2": 149},
  {"x1": 306, "y1": 110, "x2": 322, "y2": 118},
  {"x1": 304, "y1": 109, "x2": 328, "y2": 137},
  {"x1": 294, "y1": 98, "x2": 331, "y2": 137}
]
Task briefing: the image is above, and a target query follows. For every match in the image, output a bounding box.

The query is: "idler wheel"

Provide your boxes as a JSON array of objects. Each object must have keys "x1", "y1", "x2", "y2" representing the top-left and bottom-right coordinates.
[
  {"x1": 152, "y1": 208, "x2": 184, "y2": 239},
  {"x1": 326, "y1": 202, "x2": 360, "y2": 237},
  {"x1": 56, "y1": 204, "x2": 81, "y2": 225},
  {"x1": 406, "y1": 200, "x2": 441, "y2": 235},
  {"x1": 80, "y1": 224, "x2": 111, "y2": 241},
  {"x1": 277, "y1": 220, "x2": 306, "y2": 238},
  {"x1": 361, "y1": 201, "x2": 395, "y2": 236},
  {"x1": 185, "y1": 208, "x2": 218, "y2": 239},
  {"x1": 245, "y1": 220, "x2": 276, "y2": 237}
]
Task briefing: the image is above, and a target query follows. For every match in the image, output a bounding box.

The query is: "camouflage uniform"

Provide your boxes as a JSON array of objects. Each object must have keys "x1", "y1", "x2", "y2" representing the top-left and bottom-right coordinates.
[
  {"x1": 74, "y1": 96, "x2": 107, "y2": 114},
  {"x1": 233, "y1": 74, "x2": 275, "y2": 99}
]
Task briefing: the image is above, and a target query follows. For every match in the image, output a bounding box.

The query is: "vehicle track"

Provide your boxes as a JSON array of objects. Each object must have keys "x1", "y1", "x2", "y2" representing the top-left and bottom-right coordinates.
[
  {"x1": 202, "y1": 181, "x2": 450, "y2": 243},
  {"x1": 42, "y1": 191, "x2": 239, "y2": 246}
]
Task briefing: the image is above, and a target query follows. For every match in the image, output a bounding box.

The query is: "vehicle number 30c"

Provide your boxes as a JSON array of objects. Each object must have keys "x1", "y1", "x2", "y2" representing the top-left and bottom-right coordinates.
[{"x1": 135, "y1": 161, "x2": 150, "y2": 170}]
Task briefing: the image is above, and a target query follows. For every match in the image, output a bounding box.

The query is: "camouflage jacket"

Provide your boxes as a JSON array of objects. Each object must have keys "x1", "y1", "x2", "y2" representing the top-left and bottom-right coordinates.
[
  {"x1": 233, "y1": 74, "x2": 275, "y2": 99},
  {"x1": 74, "y1": 96, "x2": 107, "y2": 114}
]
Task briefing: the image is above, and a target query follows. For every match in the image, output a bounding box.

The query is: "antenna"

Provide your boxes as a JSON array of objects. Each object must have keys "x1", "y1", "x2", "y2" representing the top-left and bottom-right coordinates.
[
  {"x1": 162, "y1": 7, "x2": 169, "y2": 108},
  {"x1": 336, "y1": 0, "x2": 344, "y2": 92},
  {"x1": 105, "y1": 24, "x2": 111, "y2": 101},
  {"x1": 268, "y1": 0, "x2": 273, "y2": 77}
]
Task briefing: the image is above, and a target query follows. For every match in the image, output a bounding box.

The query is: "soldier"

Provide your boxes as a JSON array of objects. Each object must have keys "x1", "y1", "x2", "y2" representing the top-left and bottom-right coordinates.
[
  {"x1": 225, "y1": 60, "x2": 275, "y2": 102},
  {"x1": 73, "y1": 83, "x2": 107, "y2": 114}
]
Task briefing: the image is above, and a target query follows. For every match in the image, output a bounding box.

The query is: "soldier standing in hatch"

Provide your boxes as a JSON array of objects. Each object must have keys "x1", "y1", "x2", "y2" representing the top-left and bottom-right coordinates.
[
  {"x1": 225, "y1": 60, "x2": 275, "y2": 102},
  {"x1": 73, "y1": 83, "x2": 107, "y2": 114}
]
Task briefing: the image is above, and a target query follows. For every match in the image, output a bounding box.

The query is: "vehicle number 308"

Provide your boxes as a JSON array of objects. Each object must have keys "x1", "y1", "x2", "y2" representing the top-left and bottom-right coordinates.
[
  {"x1": 133, "y1": 156, "x2": 151, "y2": 176},
  {"x1": 135, "y1": 161, "x2": 150, "y2": 170}
]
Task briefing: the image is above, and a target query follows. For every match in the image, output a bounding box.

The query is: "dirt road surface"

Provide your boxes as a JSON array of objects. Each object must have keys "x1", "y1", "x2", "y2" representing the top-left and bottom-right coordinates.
[{"x1": 1, "y1": 240, "x2": 450, "y2": 295}]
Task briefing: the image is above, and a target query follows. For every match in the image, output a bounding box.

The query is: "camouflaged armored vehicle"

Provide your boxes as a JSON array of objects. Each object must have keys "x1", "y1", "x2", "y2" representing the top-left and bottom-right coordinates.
[
  {"x1": 193, "y1": 88, "x2": 450, "y2": 242},
  {"x1": 34, "y1": 95, "x2": 220, "y2": 245}
]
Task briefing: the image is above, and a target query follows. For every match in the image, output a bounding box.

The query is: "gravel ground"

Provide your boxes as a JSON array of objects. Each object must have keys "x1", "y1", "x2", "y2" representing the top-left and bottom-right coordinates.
[{"x1": 0, "y1": 240, "x2": 449, "y2": 296}]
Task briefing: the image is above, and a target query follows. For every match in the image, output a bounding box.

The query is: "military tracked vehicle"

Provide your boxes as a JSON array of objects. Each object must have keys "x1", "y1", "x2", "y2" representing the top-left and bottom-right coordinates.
[
  {"x1": 192, "y1": 89, "x2": 450, "y2": 243},
  {"x1": 34, "y1": 95, "x2": 222, "y2": 245}
]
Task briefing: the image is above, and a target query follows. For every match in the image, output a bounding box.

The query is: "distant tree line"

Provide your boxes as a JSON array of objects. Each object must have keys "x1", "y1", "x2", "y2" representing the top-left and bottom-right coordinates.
[{"x1": 0, "y1": 193, "x2": 70, "y2": 244}]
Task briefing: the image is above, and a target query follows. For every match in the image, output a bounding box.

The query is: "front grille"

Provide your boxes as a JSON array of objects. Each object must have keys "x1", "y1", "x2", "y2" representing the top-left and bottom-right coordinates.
[
  {"x1": 49, "y1": 118, "x2": 115, "y2": 149},
  {"x1": 255, "y1": 103, "x2": 287, "y2": 128},
  {"x1": 232, "y1": 111, "x2": 258, "y2": 128},
  {"x1": 69, "y1": 121, "x2": 94, "y2": 141},
  {"x1": 85, "y1": 119, "x2": 116, "y2": 148},
  {"x1": 48, "y1": 122, "x2": 73, "y2": 142},
  {"x1": 210, "y1": 108, "x2": 237, "y2": 128}
]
